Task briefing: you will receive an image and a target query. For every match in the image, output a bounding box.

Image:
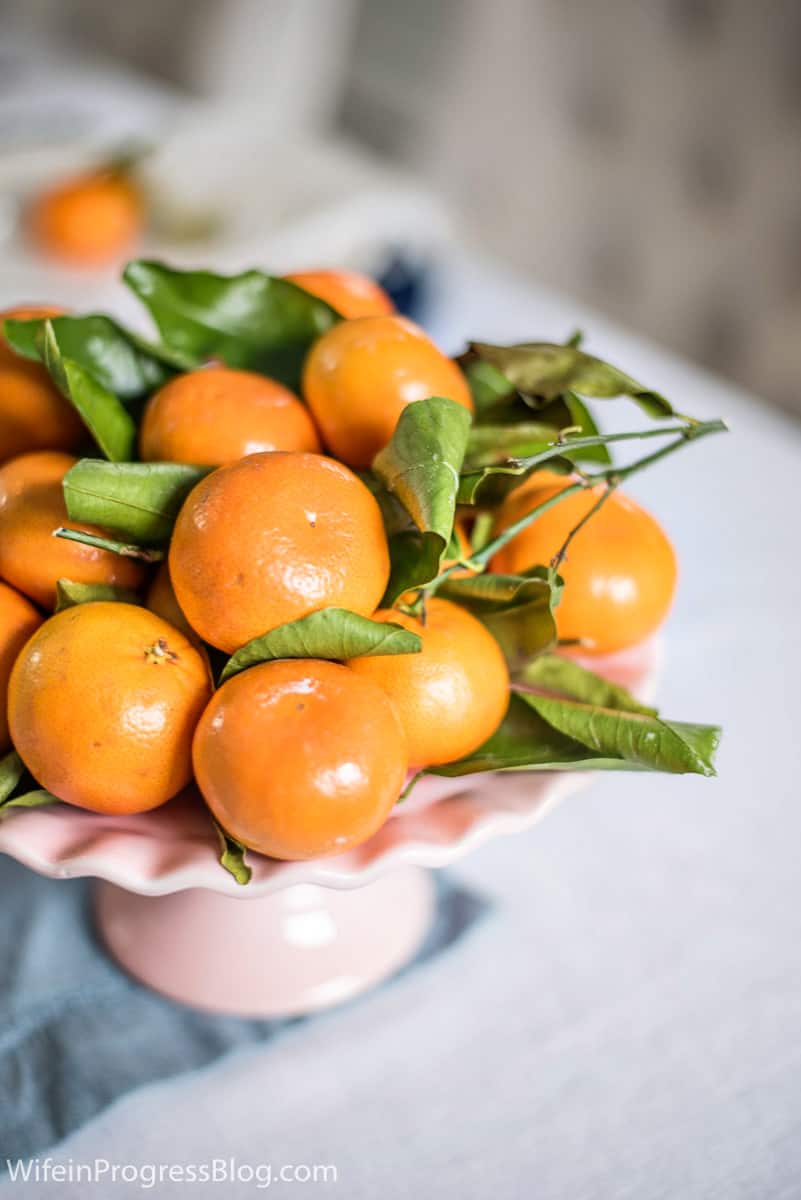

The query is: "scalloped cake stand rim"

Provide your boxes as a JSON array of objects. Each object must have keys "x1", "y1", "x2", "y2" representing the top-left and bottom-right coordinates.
[{"x1": 0, "y1": 638, "x2": 662, "y2": 899}]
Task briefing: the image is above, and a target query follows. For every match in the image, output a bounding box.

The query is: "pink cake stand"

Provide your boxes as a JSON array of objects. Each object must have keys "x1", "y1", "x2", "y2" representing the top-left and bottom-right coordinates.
[{"x1": 0, "y1": 641, "x2": 660, "y2": 1018}]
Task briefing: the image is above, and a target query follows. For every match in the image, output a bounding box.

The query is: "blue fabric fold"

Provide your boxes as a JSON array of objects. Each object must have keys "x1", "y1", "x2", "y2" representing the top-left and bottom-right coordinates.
[{"x1": 0, "y1": 855, "x2": 487, "y2": 1165}]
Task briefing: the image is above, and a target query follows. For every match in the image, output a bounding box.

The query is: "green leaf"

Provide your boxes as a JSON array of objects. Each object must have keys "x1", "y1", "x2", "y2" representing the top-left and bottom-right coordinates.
[
  {"x1": 220, "y1": 607, "x2": 422, "y2": 683},
  {"x1": 464, "y1": 420, "x2": 564, "y2": 466},
  {"x1": 0, "y1": 751, "x2": 25, "y2": 803},
  {"x1": 0, "y1": 750, "x2": 63, "y2": 813},
  {"x1": 54, "y1": 527, "x2": 164, "y2": 562},
  {"x1": 382, "y1": 532, "x2": 444, "y2": 605},
  {"x1": 0, "y1": 789, "x2": 60, "y2": 814},
  {"x1": 3, "y1": 314, "x2": 181, "y2": 401},
  {"x1": 519, "y1": 692, "x2": 720, "y2": 776},
  {"x1": 372, "y1": 396, "x2": 472, "y2": 603},
  {"x1": 63, "y1": 459, "x2": 208, "y2": 544},
  {"x1": 469, "y1": 341, "x2": 673, "y2": 419},
  {"x1": 55, "y1": 579, "x2": 141, "y2": 611},
  {"x1": 211, "y1": 817, "x2": 252, "y2": 886},
  {"x1": 438, "y1": 568, "x2": 559, "y2": 669},
  {"x1": 123, "y1": 260, "x2": 340, "y2": 389},
  {"x1": 40, "y1": 322, "x2": 137, "y2": 461},
  {"x1": 517, "y1": 653, "x2": 657, "y2": 715},
  {"x1": 463, "y1": 359, "x2": 517, "y2": 416},
  {"x1": 430, "y1": 695, "x2": 644, "y2": 776}
]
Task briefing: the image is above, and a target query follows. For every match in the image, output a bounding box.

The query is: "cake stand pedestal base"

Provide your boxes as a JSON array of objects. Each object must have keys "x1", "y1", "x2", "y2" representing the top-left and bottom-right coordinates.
[{"x1": 94, "y1": 866, "x2": 436, "y2": 1018}]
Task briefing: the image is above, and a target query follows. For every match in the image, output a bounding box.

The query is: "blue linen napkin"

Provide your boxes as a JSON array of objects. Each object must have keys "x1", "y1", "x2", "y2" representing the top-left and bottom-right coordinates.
[{"x1": 0, "y1": 854, "x2": 487, "y2": 1166}]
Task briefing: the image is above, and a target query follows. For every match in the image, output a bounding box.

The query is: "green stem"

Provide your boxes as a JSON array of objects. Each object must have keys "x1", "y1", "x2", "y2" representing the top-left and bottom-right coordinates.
[
  {"x1": 431, "y1": 416, "x2": 727, "y2": 592},
  {"x1": 53, "y1": 527, "x2": 164, "y2": 563},
  {"x1": 430, "y1": 482, "x2": 584, "y2": 591},
  {"x1": 512, "y1": 419, "x2": 726, "y2": 472}
]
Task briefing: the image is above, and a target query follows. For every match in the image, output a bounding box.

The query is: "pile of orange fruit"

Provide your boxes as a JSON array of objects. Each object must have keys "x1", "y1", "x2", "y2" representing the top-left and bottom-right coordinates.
[{"x1": 0, "y1": 263, "x2": 722, "y2": 875}]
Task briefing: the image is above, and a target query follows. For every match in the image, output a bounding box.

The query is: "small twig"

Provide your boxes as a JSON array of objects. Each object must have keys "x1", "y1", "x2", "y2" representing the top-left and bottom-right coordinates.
[
  {"x1": 551, "y1": 481, "x2": 617, "y2": 570},
  {"x1": 428, "y1": 416, "x2": 727, "y2": 593}
]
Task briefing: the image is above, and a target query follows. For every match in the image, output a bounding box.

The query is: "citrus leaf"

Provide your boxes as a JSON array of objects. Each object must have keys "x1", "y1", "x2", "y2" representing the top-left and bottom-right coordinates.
[
  {"x1": 123, "y1": 260, "x2": 340, "y2": 390},
  {"x1": 516, "y1": 654, "x2": 657, "y2": 715},
  {"x1": 54, "y1": 528, "x2": 164, "y2": 562},
  {"x1": 3, "y1": 314, "x2": 181, "y2": 401},
  {"x1": 211, "y1": 817, "x2": 252, "y2": 886},
  {"x1": 463, "y1": 358, "x2": 517, "y2": 416},
  {"x1": 464, "y1": 420, "x2": 564, "y2": 466},
  {"x1": 373, "y1": 396, "x2": 472, "y2": 534},
  {"x1": 519, "y1": 692, "x2": 720, "y2": 775},
  {"x1": 55, "y1": 579, "x2": 141, "y2": 611},
  {"x1": 469, "y1": 341, "x2": 673, "y2": 419},
  {"x1": 0, "y1": 751, "x2": 25, "y2": 802},
  {"x1": 430, "y1": 695, "x2": 645, "y2": 776},
  {"x1": 0, "y1": 789, "x2": 60, "y2": 814},
  {"x1": 438, "y1": 568, "x2": 559, "y2": 669},
  {"x1": 39, "y1": 322, "x2": 137, "y2": 461},
  {"x1": 373, "y1": 396, "x2": 472, "y2": 603},
  {"x1": 63, "y1": 459, "x2": 208, "y2": 544},
  {"x1": 220, "y1": 607, "x2": 422, "y2": 683}
]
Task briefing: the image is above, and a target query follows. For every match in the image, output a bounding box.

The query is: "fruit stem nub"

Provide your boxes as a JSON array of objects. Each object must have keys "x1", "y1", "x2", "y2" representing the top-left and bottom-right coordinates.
[{"x1": 144, "y1": 638, "x2": 178, "y2": 665}]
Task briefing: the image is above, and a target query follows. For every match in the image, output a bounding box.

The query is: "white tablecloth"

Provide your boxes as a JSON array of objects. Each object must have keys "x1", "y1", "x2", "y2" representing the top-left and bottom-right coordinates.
[{"x1": 2, "y1": 252, "x2": 799, "y2": 1199}]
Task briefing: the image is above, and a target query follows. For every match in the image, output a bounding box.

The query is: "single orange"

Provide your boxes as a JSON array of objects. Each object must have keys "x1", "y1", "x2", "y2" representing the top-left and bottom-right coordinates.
[
  {"x1": 193, "y1": 658, "x2": 408, "y2": 860},
  {"x1": 302, "y1": 315, "x2": 474, "y2": 468},
  {"x1": 0, "y1": 305, "x2": 85, "y2": 462},
  {"x1": 169, "y1": 451, "x2": 390, "y2": 653},
  {"x1": 0, "y1": 449, "x2": 76, "y2": 503},
  {"x1": 139, "y1": 365, "x2": 321, "y2": 466},
  {"x1": 285, "y1": 269, "x2": 394, "y2": 319},
  {"x1": 9, "y1": 602, "x2": 212, "y2": 814},
  {"x1": 0, "y1": 581, "x2": 43, "y2": 751},
  {"x1": 490, "y1": 478, "x2": 677, "y2": 654},
  {"x1": 27, "y1": 170, "x2": 143, "y2": 265},
  {"x1": 146, "y1": 563, "x2": 194, "y2": 639},
  {"x1": 0, "y1": 451, "x2": 146, "y2": 609},
  {"x1": 349, "y1": 597, "x2": 509, "y2": 767}
]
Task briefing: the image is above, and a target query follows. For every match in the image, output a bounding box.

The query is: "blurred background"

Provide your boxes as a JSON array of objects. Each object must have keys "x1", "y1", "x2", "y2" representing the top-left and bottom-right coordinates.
[{"x1": 1, "y1": 0, "x2": 799, "y2": 413}]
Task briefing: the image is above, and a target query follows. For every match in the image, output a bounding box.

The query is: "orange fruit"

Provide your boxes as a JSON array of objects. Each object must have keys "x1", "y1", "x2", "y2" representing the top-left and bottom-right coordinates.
[
  {"x1": 193, "y1": 658, "x2": 408, "y2": 859},
  {"x1": 146, "y1": 563, "x2": 194, "y2": 638},
  {"x1": 349, "y1": 597, "x2": 509, "y2": 767},
  {"x1": 8, "y1": 602, "x2": 212, "y2": 814},
  {"x1": 302, "y1": 315, "x2": 474, "y2": 468},
  {"x1": 0, "y1": 581, "x2": 43, "y2": 752},
  {"x1": 139, "y1": 365, "x2": 321, "y2": 466},
  {"x1": 169, "y1": 451, "x2": 390, "y2": 653},
  {"x1": 0, "y1": 449, "x2": 75, "y2": 503},
  {"x1": 490, "y1": 478, "x2": 677, "y2": 654},
  {"x1": 0, "y1": 451, "x2": 146, "y2": 609},
  {"x1": 285, "y1": 269, "x2": 394, "y2": 319},
  {"x1": 27, "y1": 170, "x2": 143, "y2": 265},
  {"x1": 0, "y1": 305, "x2": 85, "y2": 462}
]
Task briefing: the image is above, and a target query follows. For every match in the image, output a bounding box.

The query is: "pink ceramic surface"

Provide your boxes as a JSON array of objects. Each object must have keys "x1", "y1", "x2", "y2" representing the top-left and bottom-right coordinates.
[
  {"x1": 96, "y1": 867, "x2": 436, "y2": 1017},
  {"x1": 0, "y1": 639, "x2": 661, "y2": 898}
]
